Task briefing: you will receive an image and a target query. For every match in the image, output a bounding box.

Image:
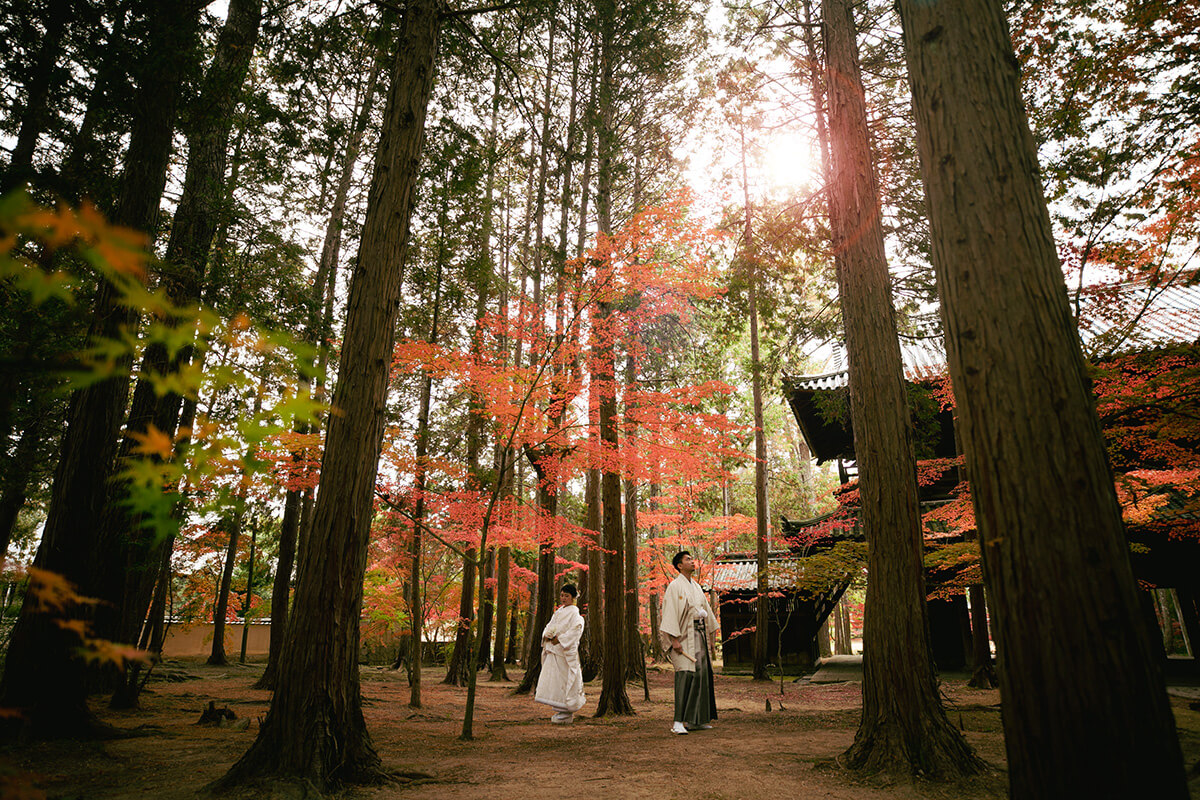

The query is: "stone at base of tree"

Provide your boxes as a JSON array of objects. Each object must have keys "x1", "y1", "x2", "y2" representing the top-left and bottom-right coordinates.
[{"x1": 196, "y1": 705, "x2": 241, "y2": 729}]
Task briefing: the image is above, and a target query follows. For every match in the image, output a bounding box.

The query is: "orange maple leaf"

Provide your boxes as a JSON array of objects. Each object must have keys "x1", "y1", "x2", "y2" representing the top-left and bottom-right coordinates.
[{"x1": 129, "y1": 425, "x2": 174, "y2": 460}]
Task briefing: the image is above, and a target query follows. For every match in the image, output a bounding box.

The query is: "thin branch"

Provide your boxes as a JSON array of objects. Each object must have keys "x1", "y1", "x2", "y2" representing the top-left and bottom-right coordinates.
[{"x1": 442, "y1": 0, "x2": 525, "y2": 20}]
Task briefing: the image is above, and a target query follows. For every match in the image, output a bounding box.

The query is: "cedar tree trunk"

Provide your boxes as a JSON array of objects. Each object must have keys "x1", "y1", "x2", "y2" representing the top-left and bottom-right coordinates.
[
  {"x1": 895, "y1": 1, "x2": 1188, "y2": 794},
  {"x1": 212, "y1": 1, "x2": 440, "y2": 790},
  {"x1": 0, "y1": 0, "x2": 201, "y2": 739},
  {"x1": 822, "y1": 0, "x2": 981, "y2": 776}
]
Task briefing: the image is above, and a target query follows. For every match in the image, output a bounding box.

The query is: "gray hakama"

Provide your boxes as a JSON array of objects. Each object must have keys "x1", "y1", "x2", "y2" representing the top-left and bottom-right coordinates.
[{"x1": 673, "y1": 618, "x2": 717, "y2": 726}]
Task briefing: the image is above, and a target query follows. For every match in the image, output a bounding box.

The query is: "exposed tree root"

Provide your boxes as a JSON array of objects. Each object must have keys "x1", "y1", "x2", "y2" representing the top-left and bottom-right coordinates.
[
  {"x1": 967, "y1": 664, "x2": 998, "y2": 690},
  {"x1": 206, "y1": 718, "x2": 390, "y2": 799},
  {"x1": 842, "y1": 711, "x2": 986, "y2": 780}
]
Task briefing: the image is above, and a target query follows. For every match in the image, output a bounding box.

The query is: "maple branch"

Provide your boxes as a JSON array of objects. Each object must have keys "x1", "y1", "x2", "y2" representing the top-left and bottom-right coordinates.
[
  {"x1": 374, "y1": 489, "x2": 473, "y2": 563},
  {"x1": 1098, "y1": 395, "x2": 1200, "y2": 426}
]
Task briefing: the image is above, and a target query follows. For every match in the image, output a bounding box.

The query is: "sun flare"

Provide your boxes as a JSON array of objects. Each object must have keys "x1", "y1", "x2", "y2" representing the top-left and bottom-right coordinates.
[{"x1": 758, "y1": 131, "x2": 819, "y2": 196}]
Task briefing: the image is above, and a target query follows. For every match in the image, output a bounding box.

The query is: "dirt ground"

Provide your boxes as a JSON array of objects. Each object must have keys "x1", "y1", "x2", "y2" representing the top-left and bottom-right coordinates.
[{"x1": 8, "y1": 659, "x2": 1200, "y2": 799}]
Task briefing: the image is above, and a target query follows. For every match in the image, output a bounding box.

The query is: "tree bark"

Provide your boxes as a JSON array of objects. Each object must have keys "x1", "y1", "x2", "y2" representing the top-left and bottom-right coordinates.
[
  {"x1": 259, "y1": 26, "x2": 384, "y2": 693},
  {"x1": 895, "y1": 0, "x2": 1188, "y2": 793},
  {"x1": 822, "y1": 0, "x2": 980, "y2": 776},
  {"x1": 212, "y1": 1, "x2": 441, "y2": 789},
  {"x1": 594, "y1": 304, "x2": 632, "y2": 716},
  {"x1": 96, "y1": 0, "x2": 264, "y2": 679},
  {"x1": 0, "y1": 0, "x2": 201, "y2": 740}
]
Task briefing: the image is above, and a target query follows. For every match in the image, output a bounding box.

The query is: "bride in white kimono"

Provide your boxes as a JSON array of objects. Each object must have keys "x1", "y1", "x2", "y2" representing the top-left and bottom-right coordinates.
[{"x1": 534, "y1": 584, "x2": 586, "y2": 723}]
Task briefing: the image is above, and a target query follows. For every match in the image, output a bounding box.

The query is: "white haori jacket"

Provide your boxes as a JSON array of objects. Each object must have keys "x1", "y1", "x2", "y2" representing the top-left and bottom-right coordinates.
[
  {"x1": 658, "y1": 573, "x2": 717, "y2": 673},
  {"x1": 535, "y1": 604, "x2": 586, "y2": 712}
]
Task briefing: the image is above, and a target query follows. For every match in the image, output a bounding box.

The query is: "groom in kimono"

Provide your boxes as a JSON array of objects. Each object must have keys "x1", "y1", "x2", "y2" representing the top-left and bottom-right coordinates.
[{"x1": 659, "y1": 551, "x2": 718, "y2": 735}]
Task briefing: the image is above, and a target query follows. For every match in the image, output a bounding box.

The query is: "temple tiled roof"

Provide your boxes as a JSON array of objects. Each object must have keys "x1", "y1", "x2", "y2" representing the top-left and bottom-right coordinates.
[
  {"x1": 786, "y1": 274, "x2": 1200, "y2": 391},
  {"x1": 710, "y1": 554, "x2": 814, "y2": 592}
]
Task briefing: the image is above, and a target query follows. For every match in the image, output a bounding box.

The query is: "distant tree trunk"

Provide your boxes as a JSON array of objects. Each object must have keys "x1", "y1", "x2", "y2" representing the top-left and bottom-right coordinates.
[
  {"x1": 254, "y1": 488, "x2": 298, "y2": 689},
  {"x1": 142, "y1": 534, "x2": 173, "y2": 655},
  {"x1": 519, "y1": 585, "x2": 535, "y2": 667},
  {"x1": 833, "y1": 601, "x2": 851, "y2": 655},
  {"x1": 0, "y1": 1, "x2": 202, "y2": 740},
  {"x1": 1175, "y1": 587, "x2": 1200, "y2": 661},
  {"x1": 489, "y1": 545, "x2": 511, "y2": 681},
  {"x1": 576, "y1": 78, "x2": 602, "y2": 682},
  {"x1": 238, "y1": 517, "x2": 258, "y2": 663},
  {"x1": 581, "y1": 464, "x2": 604, "y2": 682},
  {"x1": 622, "y1": 354, "x2": 643, "y2": 681},
  {"x1": 476, "y1": 548, "x2": 495, "y2": 670},
  {"x1": 0, "y1": 411, "x2": 43, "y2": 556},
  {"x1": 508, "y1": 591, "x2": 521, "y2": 664},
  {"x1": 58, "y1": 6, "x2": 130, "y2": 207},
  {"x1": 1, "y1": 0, "x2": 70, "y2": 193},
  {"x1": 209, "y1": 509, "x2": 243, "y2": 667},
  {"x1": 1170, "y1": 590, "x2": 1192, "y2": 657},
  {"x1": 442, "y1": 548, "x2": 478, "y2": 686},
  {"x1": 473, "y1": 66, "x2": 503, "y2": 681},
  {"x1": 591, "y1": 0, "x2": 630, "y2": 717},
  {"x1": 645, "y1": 481, "x2": 663, "y2": 663},
  {"x1": 595, "y1": 311, "x2": 632, "y2": 717},
  {"x1": 413, "y1": 246, "x2": 445, "y2": 699},
  {"x1": 740, "y1": 119, "x2": 771, "y2": 683},
  {"x1": 966, "y1": 585, "x2": 996, "y2": 688},
  {"x1": 818, "y1": 616, "x2": 833, "y2": 659},
  {"x1": 213, "y1": 1, "x2": 440, "y2": 790},
  {"x1": 896, "y1": 0, "x2": 1188, "y2": 794},
  {"x1": 514, "y1": 455, "x2": 563, "y2": 695},
  {"x1": 822, "y1": 0, "x2": 980, "y2": 776}
]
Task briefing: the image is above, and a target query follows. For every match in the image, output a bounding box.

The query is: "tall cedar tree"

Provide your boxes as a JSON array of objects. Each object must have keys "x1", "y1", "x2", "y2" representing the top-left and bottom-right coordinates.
[
  {"x1": 821, "y1": 0, "x2": 981, "y2": 776},
  {"x1": 593, "y1": 0, "x2": 633, "y2": 717},
  {"x1": 104, "y1": 0, "x2": 264, "y2": 707},
  {"x1": 0, "y1": 0, "x2": 202, "y2": 739},
  {"x1": 737, "y1": 116, "x2": 771, "y2": 683},
  {"x1": 895, "y1": 1, "x2": 1188, "y2": 795},
  {"x1": 257, "y1": 19, "x2": 387, "y2": 694},
  {"x1": 212, "y1": 0, "x2": 441, "y2": 789}
]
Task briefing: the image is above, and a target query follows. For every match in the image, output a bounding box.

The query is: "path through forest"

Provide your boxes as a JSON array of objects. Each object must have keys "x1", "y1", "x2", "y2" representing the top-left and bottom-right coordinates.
[{"x1": 12, "y1": 660, "x2": 1200, "y2": 798}]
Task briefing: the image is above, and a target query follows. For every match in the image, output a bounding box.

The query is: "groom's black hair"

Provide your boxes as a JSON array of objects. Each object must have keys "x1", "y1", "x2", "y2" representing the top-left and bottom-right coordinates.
[{"x1": 672, "y1": 551, "x2": 692, "y2": 571}]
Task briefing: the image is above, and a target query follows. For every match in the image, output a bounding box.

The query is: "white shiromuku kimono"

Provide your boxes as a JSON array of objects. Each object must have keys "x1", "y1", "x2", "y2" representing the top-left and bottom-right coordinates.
[
  {"x1": 534, "y1": 604, "x2": 586, "y2": 714},
  {"x1": 658, "y1": 573, "x2": 717, "y2": 672}
]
